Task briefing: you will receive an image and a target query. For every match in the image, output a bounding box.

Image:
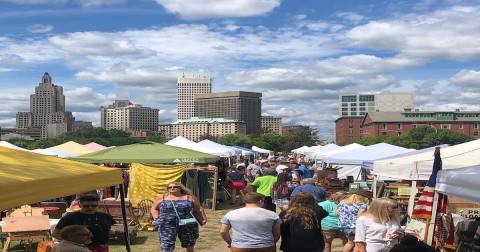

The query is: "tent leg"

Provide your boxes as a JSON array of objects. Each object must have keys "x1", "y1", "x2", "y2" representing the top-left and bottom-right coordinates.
[
  {"x1": 372, "y1": 176, "x2": 378, "y2": 199},
  {"x1": 407, "y1": 180, "x2": 417, "y2": 216},
  {"x1": 212, "y1": 166, "x2": 218, "y2": 211},
  {"x1": 119, "y1": 184, "x2": 131, "y2": 252},
  {"x1": 426, "y1": 191, "x2": 440, "y2": 245}
]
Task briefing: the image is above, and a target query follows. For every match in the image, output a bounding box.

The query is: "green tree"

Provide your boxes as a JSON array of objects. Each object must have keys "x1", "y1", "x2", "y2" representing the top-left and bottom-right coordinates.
[
  {"x1": 282, "y1": 126, "x2": 319, "y2": 152},
  {"x1": 352, "y1": 127, "x2": 474, "y2": 149},
  {"x1": 252, "y1": 133, "x2": 286, "y2": 152},
  {"x1": 217, "y1": 134, "x2": 252, "y2": 147}
]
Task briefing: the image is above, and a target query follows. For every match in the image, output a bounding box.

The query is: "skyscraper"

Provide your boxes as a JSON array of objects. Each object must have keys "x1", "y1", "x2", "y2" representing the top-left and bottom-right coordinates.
[
  {"x1": 16, "y1": 73, "x2": 74, "y2": 139},
  {"x1": 194, "y1": 91, "x2": 262, "y2": 134},
  {"x1": 177, "y1": 75, "x2": 212, "y2": 120}
]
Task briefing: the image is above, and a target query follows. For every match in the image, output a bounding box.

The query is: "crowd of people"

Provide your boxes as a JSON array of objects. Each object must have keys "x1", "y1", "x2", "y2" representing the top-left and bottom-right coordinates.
[
  {"x1": 49, "y1": 155, "x2": 437, "y2": 252},
  {"x1": 220, "y1": 155, "x2": 436, "y2": 252}
]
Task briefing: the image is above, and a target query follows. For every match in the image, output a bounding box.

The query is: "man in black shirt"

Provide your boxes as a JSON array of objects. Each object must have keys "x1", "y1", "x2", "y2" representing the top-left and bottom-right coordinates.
[{"x1": 53, "y1": 194, "x2": 115, "y2": 252}]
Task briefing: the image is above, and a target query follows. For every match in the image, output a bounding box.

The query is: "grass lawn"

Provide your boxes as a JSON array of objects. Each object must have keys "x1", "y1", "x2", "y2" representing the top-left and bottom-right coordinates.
[
  {"x1": 109, "y1": 204, "x2": 344, "y2": 252},
  {"x1": 110, "y1": 208, "x2": 230, "y2": 252},
  {"x1": 6, "y1": 204, "x2": 343, "y2": 252}
]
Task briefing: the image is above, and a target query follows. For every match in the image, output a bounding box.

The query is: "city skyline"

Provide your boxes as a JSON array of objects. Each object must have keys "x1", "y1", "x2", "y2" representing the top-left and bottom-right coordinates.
[{"x1": 1, "y1": 1, "x2": 480, "y2": 141}]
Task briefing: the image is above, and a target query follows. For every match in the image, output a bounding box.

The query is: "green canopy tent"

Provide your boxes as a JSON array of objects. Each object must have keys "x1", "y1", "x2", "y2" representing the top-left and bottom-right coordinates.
[{"x1": 72, "y1": 141, "x2": 220, "y2": 164}]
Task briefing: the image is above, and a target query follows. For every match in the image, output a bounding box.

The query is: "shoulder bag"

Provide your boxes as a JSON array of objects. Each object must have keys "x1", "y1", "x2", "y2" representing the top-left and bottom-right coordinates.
[{"x1": 170, "y1": 200, "x2": 198, "y2": 226}]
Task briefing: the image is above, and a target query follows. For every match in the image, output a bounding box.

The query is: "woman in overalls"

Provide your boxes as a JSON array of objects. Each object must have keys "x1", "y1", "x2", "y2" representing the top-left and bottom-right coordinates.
[{"x1": 151, "y1": 182, "x2": 207, "y2": 252}]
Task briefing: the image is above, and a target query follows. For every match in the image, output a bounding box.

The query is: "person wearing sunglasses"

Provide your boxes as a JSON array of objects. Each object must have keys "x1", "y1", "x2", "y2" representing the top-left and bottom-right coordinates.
[
  {"x1": 151, "y1": 182, "x2": 207, "y2": 252},
  {"x1": 53, "y1": 194, "x2": 115, "y2": 252}
]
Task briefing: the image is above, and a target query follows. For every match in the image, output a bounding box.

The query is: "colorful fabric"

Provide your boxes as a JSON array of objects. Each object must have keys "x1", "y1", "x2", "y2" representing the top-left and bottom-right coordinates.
[
  {"x1": 337, "y1": 202, "x2": 367, "y2": 229},
  {"x1": 411, "y1": 187, "x2": 435, "y2": 219},
  {"x1": 128, "y1": 163, "x2": 186, "y2": 207},
  {"x1": 412, "y1": 148, "x2": 442, "y2": 220}
]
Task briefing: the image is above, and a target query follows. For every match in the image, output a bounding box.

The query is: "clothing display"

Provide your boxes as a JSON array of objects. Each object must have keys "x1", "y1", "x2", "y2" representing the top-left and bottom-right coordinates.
[
  {"x1": 183, "y1": 170, "x2": 213, "y2": 205},
  {"x1": 128, "y1": 163, "x2": 186, "y2": 207}
]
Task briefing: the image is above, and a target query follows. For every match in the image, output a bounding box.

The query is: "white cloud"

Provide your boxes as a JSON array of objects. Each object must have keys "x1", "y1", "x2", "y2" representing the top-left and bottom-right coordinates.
[
  {"x1": 336, "y1": 12, "x2": 364, "y2": 23},
  {"x1": 64, "y1": 87, "x2": 116, "y2": 112},
  {"x1": 450, "y1": 69, "x2": 480, "y2": 90},
  {"x1": 26, "y1": 24, "x2": 53, "y2": 33},
  {"x1": 347, "y1": 6, "x2": 480, "y2": 61},
  {"x1": 155, "y1": 0, "x2": 281, "y2": 20}
]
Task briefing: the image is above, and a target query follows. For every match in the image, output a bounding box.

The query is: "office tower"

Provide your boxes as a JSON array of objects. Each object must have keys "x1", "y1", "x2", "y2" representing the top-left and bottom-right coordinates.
[
  {"x1": 16, "y1": 73, "x2": 74, "y2": 138},
  {"x1": 194, "y1": 91, "x2": 262, "y2": 135},
  {"x1": 177, "y1": 75, "x2": 212, "y2": 120}
]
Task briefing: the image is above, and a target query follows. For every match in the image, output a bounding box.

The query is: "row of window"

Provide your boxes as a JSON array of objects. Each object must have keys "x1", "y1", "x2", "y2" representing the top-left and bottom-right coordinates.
[{"x1": 378, "y1": 123, "x2": 480, "y2": 129}]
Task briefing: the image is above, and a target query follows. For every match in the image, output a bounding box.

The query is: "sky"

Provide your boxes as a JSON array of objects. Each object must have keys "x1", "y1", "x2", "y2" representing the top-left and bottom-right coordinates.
[{"x1": 1, "y1": 0, "x2": 480, "y2": 141}]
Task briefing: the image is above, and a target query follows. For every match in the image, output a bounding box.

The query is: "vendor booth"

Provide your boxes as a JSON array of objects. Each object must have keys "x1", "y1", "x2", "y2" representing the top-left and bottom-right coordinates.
[
  {"x1": 0, "y1": 146, "x2": 128, "y2": 251},
  {"x1": 312, "y1": 143, "x2": 364, "y2": 161},
  {"x1": 303, "y1": 144, "x2": 339, "y2": 157},
  {"x1": 252, "y1": 146, "x2": 272, "y2": 155},
  {"x1": 73, "y1": 142, "x2": 221, "y2": 210},
  {"x1": 373, "y1": 139, "x2": 480, "y2": 180},
  {"x1": 47, "y1": 141, "x2": 96, "y2": 157},
  {"x1": 84, "y1": 142, "x2": 108, "y2": 151},
  {"x1": 166, "y1": 136, "x2": 232, "y2": 157},
  {"x1": 198, "y1": 139, "x2": 241, "y2": 156},
  {"x1": 322, "y1": 143, "x2": 413, "y2": 179}
]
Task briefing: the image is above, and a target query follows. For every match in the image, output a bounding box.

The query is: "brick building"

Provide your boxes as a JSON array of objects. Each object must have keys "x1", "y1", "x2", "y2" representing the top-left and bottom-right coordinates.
[
  {"x1": 335, "y1": 117, "x2": 364, "y2": 145},
  {"x1": 361, "y1": 111, "x2": 480, "y2": 138}
]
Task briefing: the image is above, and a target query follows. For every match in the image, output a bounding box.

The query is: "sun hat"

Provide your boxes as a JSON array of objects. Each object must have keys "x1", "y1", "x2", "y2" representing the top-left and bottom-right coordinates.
[{"x1": 354, "y1": 189, "x2": 373, "y2": 199}]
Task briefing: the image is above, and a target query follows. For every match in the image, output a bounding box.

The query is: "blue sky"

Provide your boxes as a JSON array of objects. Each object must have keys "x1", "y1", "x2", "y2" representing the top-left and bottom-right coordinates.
[{"x1": 1, "y1": 0, "x2": 480, "y2": 141}]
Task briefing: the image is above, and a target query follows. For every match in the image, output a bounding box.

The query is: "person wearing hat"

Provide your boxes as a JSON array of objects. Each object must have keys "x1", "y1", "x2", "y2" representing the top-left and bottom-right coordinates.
[
  {"x1": 290, "y1": 178, "x2": 327, "y2": 203},
  {"x1": 336, "y1": 190, "x2": 371, "y2": 252},
  {"x1": 226, "y1": 164, "x2": 247, "y2": 205}
]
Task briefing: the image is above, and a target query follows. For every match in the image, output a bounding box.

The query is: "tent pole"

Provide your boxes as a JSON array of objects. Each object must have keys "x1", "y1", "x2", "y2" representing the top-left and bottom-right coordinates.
[
  {"x1": 212, "y1": 166, "x2": 218, "y2": 211},
  {"x1": 426, "y1": 191, "x2": 440, "y2": 246},
  {"x1": 119, "y1": 183, "x2": 131, "y2": 252},
  {"x1": 372, "y1": 176, "x2": 378, "y2": 199},
  {"x1": 407, "y1": 180, "x2": 417, "y2": 216}
]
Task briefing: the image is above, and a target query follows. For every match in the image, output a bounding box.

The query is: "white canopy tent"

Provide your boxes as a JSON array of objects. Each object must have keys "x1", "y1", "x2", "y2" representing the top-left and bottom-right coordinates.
[
  {"x1": 303, "y1": 144, "x2": 339, "y2": 157},
  {"x1": 312, "y1": 143, "x2": 364, "y2": 160},
  {"x1": 0, "y1": 141, "x2": 28, "y2": 151},
  {"x1": 363, "y1": 145, "x2": 448, "y2": 170},
  {"x1": 373, "y1": 139, "x2": 480, "y2": 180},
  {"x1": 166, "y1": 136, "x2": 231, "y2": 157},
  {"x1": 230, "y1": 146, "x2": 255, "y2": 156},
  {"x1": 291, "y1": 146, "x2": 309, "y2": 154},
  {"x1": 31, "y1": 148, "x2": 76, "y2": 158},
  {"x1": 322, "y1": 143, "x2": 412, "y2": 180},
  {"x1": 197, "y1": 140, "x2": 241, "y2": 156},
  {"x1": 323, "y1": 143, "x2": 413, "y2": 165},
  {"x1": 436, "y1": 165, "x2": 480, "y2": 204},
  {"x1": 252, "y1": 146, "x2": 272, "y2": 154}
]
